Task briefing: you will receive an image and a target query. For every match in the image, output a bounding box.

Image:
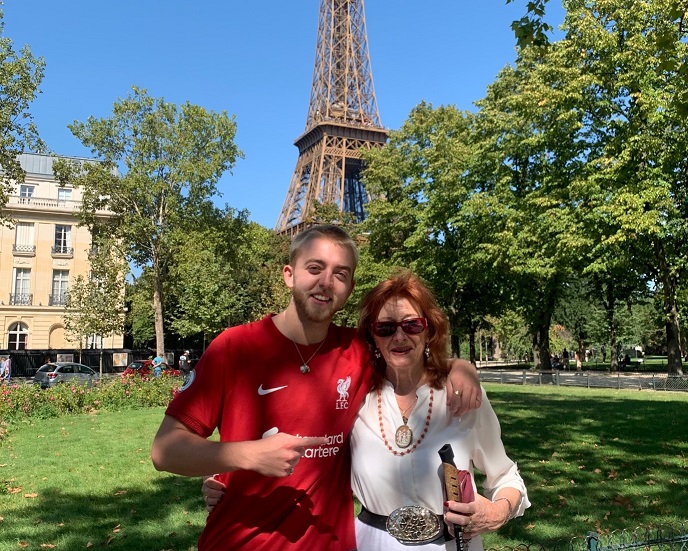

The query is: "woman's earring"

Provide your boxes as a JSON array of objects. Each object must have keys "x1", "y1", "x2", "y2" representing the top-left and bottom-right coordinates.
[
  {"x1": 424, "y1": 344, "x2": 430, "y2": 360},
  {"x1": 374, "y1": 348, "x2": 382, "y2": 360}
]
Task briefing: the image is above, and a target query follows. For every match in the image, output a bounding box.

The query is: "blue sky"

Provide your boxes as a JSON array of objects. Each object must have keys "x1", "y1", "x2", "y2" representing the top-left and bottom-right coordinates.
[{"x1": 4, "y1": 1, "x2": 564, "y2": 230}]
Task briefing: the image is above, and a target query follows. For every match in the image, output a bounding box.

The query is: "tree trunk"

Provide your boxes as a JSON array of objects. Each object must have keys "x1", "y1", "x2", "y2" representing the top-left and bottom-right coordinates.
[
  {"x1": 657, "y1": 242, "x2": 684, "y2": 375},
  {"x1": 468, "y1": 329, "x2": 477, "y2": 366},
  {"x1": 153, "y1": 260, "x2": 165, "y2": 358},
  {"x1": 665, "y1": 300, "x2": 683, "y2": 376},
  {"x1": 532, "y1": 318, "x2": 552, "y2": 370},
  {"x1": 603, "y1": 283, "x2": 619, "y2": 372},
  {"x1": 450, "y1": 332, "x2": 461, "y2": 359},
  {"x1": 609, "y1": 323, "x2": 618, "y2": 372}
]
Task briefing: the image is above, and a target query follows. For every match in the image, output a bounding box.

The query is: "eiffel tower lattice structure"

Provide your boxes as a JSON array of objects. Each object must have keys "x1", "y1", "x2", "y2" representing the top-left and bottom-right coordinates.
[{"x1": 275, "y1": 0, "x2": 389, "y2": 236}]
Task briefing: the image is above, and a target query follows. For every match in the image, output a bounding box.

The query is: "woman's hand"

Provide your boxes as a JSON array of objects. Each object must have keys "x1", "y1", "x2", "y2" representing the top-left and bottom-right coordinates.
[
  {"x1": 444, "y1": 493, "x2": 512, "y2": 538},
  {"x1": 202, "y1": 475, "x2": 226, "y2": 513}
]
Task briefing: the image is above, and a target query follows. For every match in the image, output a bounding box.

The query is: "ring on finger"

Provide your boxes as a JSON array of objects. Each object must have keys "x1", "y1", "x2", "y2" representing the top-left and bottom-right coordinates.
[
  {"x1": 288, "y1": 467, "x2": 294, "y2": 475},
  {"x1": 466, "y1": 520, "x2": 474, "y2": 532},
  {"x1": 454, "y1": 389, "x2": 461, "y2": 396}
]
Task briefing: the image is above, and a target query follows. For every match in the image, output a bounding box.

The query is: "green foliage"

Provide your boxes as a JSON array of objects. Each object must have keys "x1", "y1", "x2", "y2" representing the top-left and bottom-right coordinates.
[
  {"x1": 491, "y1": 310, "x2": 535, "y2": 361},
  {"x1": 362, "y1": 102, "x2": 513, "y2": 361},
  {"x1": 126, "y1": 276, "x2": 156, "y2": 347},
  {"x1": 507, "y1": 0, "x2": 554, "y2": 48},
  {"x1": 63, "y1": 238, "x2": 128, "y2": 346},
  {"x1": 169, "y1": 214, "x2": 290, "y2": 337},
  {"x1": 0, "y1": 377, "x2": 178, "y2": 430},
  {"x1": 0, "y1": 9, "x2": 45, "y2": 223},
  {"x1": 552, "y1": 0, "x2": 688, "y2": 372}
]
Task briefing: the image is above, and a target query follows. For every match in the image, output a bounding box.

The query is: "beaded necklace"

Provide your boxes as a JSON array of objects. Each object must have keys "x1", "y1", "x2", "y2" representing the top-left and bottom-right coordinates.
[{"x1": 377, "y1": 388, "x2": 433, "y2": 457}]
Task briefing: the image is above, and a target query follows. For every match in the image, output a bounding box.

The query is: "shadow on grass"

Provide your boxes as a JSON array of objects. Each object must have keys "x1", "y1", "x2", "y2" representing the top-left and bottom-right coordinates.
[
  {"x1": 1, "y1": 475, "x2": 205, "y2": 551},
  {"x1": 484, "y1": 388, "x2": 688, "y2": 547}
]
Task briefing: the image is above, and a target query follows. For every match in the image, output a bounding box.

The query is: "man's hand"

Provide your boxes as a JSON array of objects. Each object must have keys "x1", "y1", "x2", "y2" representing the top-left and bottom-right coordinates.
[
  {"x1": 240, "y1": 433, "x2": 328, "y2": 477},
  {"x1": 446, "y1": 358, "x2": 481, "y2": 416},
  {"x1": 152, "y1": 416, "x2": 327, "y2": 478}
]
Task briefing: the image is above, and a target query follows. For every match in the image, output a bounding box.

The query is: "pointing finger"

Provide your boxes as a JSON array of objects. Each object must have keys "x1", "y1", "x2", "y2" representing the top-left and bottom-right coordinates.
[{"x1": 294, "y1": 436, "x2": 328, "y2": 450}]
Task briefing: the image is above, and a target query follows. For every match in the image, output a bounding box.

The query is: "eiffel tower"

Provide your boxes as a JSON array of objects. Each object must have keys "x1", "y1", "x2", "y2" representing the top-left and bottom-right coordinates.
[{"x1": 275, "y1": 0, "x2": 388, "y2": 236}]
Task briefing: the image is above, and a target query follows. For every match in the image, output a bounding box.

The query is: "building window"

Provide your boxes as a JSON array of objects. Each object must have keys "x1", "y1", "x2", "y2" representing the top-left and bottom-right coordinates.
[
  {"x1": 52, "y1": 225, "x2": 73, "y2": 255},
  {"x1": 50, "y1": 270, "x2": 69, "y2": 306},
  {"x1": 18, "y1": 185, "x2": 35, "y2": 205},
  {"x1": 13, "y1": 222, "x2": 36, "y2": 255},
  {"x1": 57, "y1": 188, "x2": 72, "y2": 202},
  {"x1": 7, "y1": 322, "x2": 29, "y2": 350},
  {"x1": 10, "y1": 268, "x2": 32, "y2": 305}
]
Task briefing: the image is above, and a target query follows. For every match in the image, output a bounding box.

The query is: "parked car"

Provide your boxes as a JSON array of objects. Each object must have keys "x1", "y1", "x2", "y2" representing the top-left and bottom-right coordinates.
[
  {"x1": 121, "y1": 359, "x2": 181, "y2": 378},
  {"x1": 32, "y1": 362, "x2": 100, "y2": 389}
]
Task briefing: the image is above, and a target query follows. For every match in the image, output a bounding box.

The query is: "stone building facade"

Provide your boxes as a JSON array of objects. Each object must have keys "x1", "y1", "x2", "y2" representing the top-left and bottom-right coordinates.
[{"x1": 0, "y1": 153, "x2": 124, "y2": 350}]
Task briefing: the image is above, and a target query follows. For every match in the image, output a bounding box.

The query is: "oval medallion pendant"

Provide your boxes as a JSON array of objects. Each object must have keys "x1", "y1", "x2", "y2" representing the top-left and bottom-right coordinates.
[{"x1": 395, "y1": 424, "x2": 413, "y2": 448}]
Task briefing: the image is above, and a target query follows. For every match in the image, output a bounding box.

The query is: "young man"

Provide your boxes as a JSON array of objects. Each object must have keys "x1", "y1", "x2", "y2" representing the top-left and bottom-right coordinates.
[{"x1": 151, "y1": 225, "x2": 480, "y2": 550}]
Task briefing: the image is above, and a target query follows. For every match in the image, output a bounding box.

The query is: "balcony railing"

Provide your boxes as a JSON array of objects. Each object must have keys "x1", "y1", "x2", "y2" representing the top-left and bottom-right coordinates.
[
  {"x1": 49, "y1": 293, "x2": 68, "y2": 306},
  {"x1": 9, "y1": 293, "x2": 33, "y2": 306},
  {"x1": 12, "y1": 244, "x2": 36, "y2": 256},
  {"x1": 10, "y1": 196, "x2": 80, "y2": 210},
  {"x1": 7, "y1": 194, "x2": 111, "y2": 216},
  {"x1": 51, "y1": 245, "x2": 74, "y2": 257}
]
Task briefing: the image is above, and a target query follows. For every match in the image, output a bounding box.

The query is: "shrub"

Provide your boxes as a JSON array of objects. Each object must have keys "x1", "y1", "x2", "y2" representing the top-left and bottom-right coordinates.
[{"x1": 0, "y1": 376, "x2": 180, "y2": 440}]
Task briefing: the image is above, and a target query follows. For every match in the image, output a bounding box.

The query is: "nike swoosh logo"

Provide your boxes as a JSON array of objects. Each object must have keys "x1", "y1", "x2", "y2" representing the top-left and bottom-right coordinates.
[{"x1": 258, "y1": 384, "x2": 288, "y2": 396}]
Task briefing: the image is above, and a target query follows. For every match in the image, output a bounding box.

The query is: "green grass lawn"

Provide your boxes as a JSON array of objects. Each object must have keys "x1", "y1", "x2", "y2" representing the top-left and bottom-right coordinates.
[{"x1": 1, "y1": 385, "x2": 687, "y2": 550}]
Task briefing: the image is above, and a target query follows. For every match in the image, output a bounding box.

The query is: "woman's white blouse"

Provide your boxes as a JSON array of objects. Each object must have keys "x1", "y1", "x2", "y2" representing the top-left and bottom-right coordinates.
[{"x1": 351, "y1": 383, "x2": 530, "y2": 550}]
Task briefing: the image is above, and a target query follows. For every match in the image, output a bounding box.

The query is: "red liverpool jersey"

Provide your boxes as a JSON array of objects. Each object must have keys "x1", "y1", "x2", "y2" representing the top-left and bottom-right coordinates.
[{"x1": 166, "y1": 315, "x2": 372, "y2": 550}]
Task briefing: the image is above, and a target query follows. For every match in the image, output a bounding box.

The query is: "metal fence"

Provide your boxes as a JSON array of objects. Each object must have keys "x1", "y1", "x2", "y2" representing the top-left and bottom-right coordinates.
[
  {"x1": 478, "y1": 369, "x2": 688, "y2": 392},
  {"x1": 486, "y1": 524, "x2": 688, "y2": 551}
]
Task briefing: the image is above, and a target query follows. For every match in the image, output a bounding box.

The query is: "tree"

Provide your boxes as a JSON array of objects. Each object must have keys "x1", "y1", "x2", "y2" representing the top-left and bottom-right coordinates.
[
  {"x1": 556, "y1": 0, "x2": 688, "y2": 374},
  {"x1": 362, "y1": 103, "x2": 512, "y2": 363},
  {"x1": 54, "y1": 86, "x2": 243, "y2": 357},
  {"x1": 63, "y1": 241, "x2": 128, "y2": 357},
  {"x1": 473, "y1": 48, "x2": 587, "y2": 369},
  {"x1": 0, "y1": 9, "x2": 45, "y2": 223},
  {"x1": 168, "y1": 212, "x2": 292, "y2": 345}
]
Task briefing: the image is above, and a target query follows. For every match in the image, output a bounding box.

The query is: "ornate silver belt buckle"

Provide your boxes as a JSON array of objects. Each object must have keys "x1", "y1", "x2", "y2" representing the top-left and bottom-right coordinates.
[{"x1": 385, "y1": 505, "x2": 442, "y2": 545}]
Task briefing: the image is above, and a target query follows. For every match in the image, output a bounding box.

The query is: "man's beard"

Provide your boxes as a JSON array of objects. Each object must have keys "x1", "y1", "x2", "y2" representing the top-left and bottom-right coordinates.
[{"x1": 292, "y1": 286, "x2": 339, "y2": 323}]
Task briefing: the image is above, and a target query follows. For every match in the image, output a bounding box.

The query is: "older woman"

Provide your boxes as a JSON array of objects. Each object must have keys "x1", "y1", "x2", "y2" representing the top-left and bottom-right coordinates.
[{"x1": 352, "y1": 270, "x2": 529, "y2": 550}]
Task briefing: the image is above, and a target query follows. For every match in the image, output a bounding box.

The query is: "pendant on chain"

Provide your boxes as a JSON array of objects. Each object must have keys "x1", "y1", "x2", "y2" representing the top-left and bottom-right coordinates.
[
  {"x1": 395, "y1": 416, "x2": 413, "y2": 448},
  {"x1": 300, "y1": 364, "x2": 310, "y2": 374}
]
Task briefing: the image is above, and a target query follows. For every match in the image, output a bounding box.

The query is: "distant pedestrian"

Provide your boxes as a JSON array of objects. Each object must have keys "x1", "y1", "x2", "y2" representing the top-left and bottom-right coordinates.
[
  {"x1": 179, "y1": 350, "x2": 191, "y2": 378},
  {"x1": 562, "y1": 348, "x2": 570, "y2": 370},
  {"x1": 0, "y1": 356, "x2": 10, "y2": 384},
  {"x1": 575, "y1": 351, "x2": 582, "y2": 374}
]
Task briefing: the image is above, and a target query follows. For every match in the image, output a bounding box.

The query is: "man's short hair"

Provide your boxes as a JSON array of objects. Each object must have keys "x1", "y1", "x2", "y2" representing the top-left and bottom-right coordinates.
[{"x1": 289, "y1": 224, "x2": 359, "y2": 270}]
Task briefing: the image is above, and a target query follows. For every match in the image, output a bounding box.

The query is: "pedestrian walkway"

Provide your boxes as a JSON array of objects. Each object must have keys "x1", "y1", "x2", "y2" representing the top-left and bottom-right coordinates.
[{"x1": 478, "y1": 368, "x2": 688, "y2": 392}]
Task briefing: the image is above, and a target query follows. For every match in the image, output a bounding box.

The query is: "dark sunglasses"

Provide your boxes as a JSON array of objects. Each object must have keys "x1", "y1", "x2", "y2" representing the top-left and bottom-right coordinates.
[{"x1": 370, "y1": 317, "x2": 428, "y2": 338}]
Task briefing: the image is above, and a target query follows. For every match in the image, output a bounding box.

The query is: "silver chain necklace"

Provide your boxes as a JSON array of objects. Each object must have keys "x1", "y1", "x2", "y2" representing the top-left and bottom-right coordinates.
[{"x1": 292, "y1": 338, "x2": 327, "y2": 374}]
